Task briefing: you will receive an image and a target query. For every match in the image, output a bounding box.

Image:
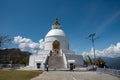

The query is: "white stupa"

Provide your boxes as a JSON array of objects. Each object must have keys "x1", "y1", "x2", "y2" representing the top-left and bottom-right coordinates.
[{"x1": 29, "y1": 18, "x2": 83, "y2": 70}]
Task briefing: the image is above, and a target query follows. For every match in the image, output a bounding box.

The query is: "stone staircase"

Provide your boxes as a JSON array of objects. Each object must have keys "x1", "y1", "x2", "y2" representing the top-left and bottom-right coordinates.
[{"x1": 47, "y1": 52, "x2": 65, "y2": 69}]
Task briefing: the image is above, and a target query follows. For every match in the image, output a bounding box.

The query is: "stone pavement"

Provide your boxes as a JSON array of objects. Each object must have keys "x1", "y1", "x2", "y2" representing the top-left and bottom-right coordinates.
[{"x1": 31, "y1": 71, "x2": 120, "y2": 80}]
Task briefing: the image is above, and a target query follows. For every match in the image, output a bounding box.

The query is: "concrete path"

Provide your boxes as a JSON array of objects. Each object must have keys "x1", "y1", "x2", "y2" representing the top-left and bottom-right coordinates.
[{"x1": 31, "y1": 71, "x2": 120, "y2": 80}]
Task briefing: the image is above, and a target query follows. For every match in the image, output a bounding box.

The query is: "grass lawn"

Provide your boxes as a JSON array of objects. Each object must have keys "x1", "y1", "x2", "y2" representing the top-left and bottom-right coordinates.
[{"x1": 0, "y1": 70, "x2": 43, "y2": 80}]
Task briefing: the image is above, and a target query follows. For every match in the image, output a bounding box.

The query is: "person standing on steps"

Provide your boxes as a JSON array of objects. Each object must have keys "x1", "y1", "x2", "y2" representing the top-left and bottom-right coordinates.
[{"x1": 46, "y1": 64, "x2": 49, "y2": 72}]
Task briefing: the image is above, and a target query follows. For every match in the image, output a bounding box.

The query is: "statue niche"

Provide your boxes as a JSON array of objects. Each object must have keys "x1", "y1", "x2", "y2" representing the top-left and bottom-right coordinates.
[{"x1": 52, "y1": 40, "x2": 60, "y2": 50}]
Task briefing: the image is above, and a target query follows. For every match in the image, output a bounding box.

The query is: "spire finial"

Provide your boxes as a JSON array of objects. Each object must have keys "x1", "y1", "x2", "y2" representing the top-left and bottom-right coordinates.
[
  {"x1": 52, "y1": 17, "x2": 61, "y2": 29},
  {"x1": 53, "y1": 17, "x2": 60, "y2": 25}
]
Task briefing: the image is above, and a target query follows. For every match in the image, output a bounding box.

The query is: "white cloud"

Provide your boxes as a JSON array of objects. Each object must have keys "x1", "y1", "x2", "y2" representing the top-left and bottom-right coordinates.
[
  {"x1": 14, "y1": 36, "x2": 120, "y2": 57},
  {"x1": 82, "y1": 42, "x2": 120, "y2": 58},
  {"x1": 14, "y1": 36, "x2": 44, "y2": 53}
]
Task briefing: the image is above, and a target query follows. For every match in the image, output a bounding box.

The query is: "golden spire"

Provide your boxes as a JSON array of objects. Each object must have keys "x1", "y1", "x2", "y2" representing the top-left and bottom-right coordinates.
[{"x1": 53, "y1": 17, "x2": 60, "y2": 25}]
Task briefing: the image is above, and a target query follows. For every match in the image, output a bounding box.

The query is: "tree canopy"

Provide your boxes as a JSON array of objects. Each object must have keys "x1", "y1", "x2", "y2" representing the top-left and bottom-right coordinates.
[
  {"x1": 0, "y1": 35, "x2": 12, "y2": 49},
  {"x1": 84, "y1": 55, "x2": 107, "y2": 68}
]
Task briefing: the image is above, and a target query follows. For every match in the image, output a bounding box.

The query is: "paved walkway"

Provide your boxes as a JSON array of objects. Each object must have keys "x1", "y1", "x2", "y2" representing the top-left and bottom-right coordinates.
[{"x1": 31, "y1": 71, "x2": 120, "y2": 80}]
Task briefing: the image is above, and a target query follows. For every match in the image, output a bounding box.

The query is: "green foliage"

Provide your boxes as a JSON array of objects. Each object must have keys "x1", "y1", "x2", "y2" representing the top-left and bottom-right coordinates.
[
  {"x1": 86, "y1": 55, "x2": 93, "y2": 65},
  {"x1": 95, "y1": 57, "x2": 107, "y2": 68},
  {"x1": 84, "y1": 55, "x2": 93, "y2": 66},
  {"x1": 0, "y1": 48, "x2": 31, "y2": 65},
  {"x1": 84, "y1": 55, "x2": 107, "y2": 68},
  {"x1": 19, "y1": 56, "x2": 29, "y2": 65}
]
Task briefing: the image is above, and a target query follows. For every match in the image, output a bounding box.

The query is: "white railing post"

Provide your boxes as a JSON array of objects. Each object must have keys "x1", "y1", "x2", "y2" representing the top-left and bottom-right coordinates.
[{"x1": 62, "y1": 52, "x2": 67, "y2": 68}]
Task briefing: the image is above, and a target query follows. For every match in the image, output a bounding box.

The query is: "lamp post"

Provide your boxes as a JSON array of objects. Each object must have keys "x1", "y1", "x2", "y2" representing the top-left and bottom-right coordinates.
[{"x1": 87, "y1": 33, "x2": 97, "y2": 65}]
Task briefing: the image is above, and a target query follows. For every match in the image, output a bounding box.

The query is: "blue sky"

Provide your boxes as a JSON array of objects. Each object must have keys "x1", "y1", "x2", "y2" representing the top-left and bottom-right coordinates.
[{"x1": 0, "y1": 0, "x2": 120, "y2": 56}]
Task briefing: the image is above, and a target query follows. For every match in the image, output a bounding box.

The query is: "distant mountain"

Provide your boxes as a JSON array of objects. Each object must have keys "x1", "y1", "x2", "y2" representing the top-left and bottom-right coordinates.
[{"x1": 101, "y1": 57, "x2": 120, "y2": 70}]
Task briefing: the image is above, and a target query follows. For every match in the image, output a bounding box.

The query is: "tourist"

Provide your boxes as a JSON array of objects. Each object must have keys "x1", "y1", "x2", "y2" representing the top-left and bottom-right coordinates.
[{"x1": 46, "y1": 64, "x2": 49, "y2": 72}]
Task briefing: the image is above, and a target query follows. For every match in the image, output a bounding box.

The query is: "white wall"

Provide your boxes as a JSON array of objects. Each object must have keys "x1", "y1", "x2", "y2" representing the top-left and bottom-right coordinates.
[
  {"x1": 29, "y1": 51, "x2": 50, "y2": 70},
  {"x1": 29, "y1": 55, "x2": 34, "y2": 67},
  {"x1": 65, "y1": 54, "x2": 84, "y2": 67},
  {"x1": 45, "y1": 36, "x2": 69, "y2": 50},
  {"x1": 62, "y1": 53, "x2": 67, "y2": 68}
]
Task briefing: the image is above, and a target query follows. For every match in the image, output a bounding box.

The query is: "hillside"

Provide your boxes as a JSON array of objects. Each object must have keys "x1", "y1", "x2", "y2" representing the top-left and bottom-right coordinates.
[
  {"x1": 0, "y1": 48, "x2": 31, "y2": 65},
  {"x1": 101, "y1": 57, "x2": 120, "y2": 70}
]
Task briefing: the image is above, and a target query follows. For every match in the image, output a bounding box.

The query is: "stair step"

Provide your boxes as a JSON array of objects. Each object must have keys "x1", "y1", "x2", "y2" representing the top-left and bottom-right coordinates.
[{"x1": 48, "y1": 55, "x2": 65, "y2": 69}]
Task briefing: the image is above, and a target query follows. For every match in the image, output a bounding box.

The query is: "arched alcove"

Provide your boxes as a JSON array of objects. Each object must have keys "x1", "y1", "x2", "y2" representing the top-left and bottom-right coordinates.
[{"x1": 52, "y1": 40, "x2": 60, "y2": 50}]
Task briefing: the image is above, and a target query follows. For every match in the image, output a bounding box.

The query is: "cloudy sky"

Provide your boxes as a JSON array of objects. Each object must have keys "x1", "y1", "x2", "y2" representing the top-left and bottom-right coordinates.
[{"x1": 0, "y1": 0, "x2": 120, "y2": 57}]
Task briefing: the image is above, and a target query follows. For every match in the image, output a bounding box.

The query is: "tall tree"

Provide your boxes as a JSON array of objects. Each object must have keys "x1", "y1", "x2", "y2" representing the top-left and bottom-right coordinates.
[
  {"x1": 85, "y1": 55, "x2": 107, "y2": 68},
  {"x1": 86, "y1": 55, "x2": 93, "y2": 65},
  {"x1": 95, "y1": 57, "x2": 107, "y2": 68},
  {"x1": 0, "y1": 35, "x2": 12, "y2": 49}
]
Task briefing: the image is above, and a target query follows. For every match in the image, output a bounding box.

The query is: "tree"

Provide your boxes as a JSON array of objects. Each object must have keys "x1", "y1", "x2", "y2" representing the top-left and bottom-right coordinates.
[
  {"x1": 84, "y1": 55, "x2": 107, "y2": 68},
  {"x1": 0, "y1": 35, "x2": 12, "y2": 49},
  {"x1": 95, "y1": 57, "x2": 107, "y2": 68},
  {"x1": 86, "y1": 55, "x2": 93, "y2": 65},
  {"x1": 19, "y1": 56, "x2": 29, "y2": 66}
]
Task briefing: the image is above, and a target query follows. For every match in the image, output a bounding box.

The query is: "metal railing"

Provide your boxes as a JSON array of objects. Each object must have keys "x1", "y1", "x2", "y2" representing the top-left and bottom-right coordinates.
[{"x1": 97, "y1": 68, "x2": 120, "y2": 77}]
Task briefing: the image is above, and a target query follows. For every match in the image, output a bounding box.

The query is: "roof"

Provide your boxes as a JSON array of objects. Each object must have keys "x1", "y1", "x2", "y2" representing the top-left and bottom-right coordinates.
[
  {"x1": 45, "y1": 29, "x2": 66, "y2": 37},
  {"x1": 68, "y1": 60, "x2": 75, "y2": 63}
]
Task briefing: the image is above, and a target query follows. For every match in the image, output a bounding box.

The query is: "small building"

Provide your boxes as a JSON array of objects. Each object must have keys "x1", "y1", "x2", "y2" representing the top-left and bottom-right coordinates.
[{"x1": 29, "y1": 18, "x2": 83, "y2": 70}]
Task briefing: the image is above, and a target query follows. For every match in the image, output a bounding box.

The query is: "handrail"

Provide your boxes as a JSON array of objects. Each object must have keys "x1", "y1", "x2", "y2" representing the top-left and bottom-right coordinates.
[{"x1": 97, "y1": 68, "x2": 120, "y2": 77}]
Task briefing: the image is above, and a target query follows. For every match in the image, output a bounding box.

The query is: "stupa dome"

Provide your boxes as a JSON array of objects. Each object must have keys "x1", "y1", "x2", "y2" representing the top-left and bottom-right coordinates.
[
  {"x1": 44, "y1": 18, "x2": 69, "y2": 50},
  {"x1": 45, "y1": 29, "x2": 66, "y2": 37}
]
